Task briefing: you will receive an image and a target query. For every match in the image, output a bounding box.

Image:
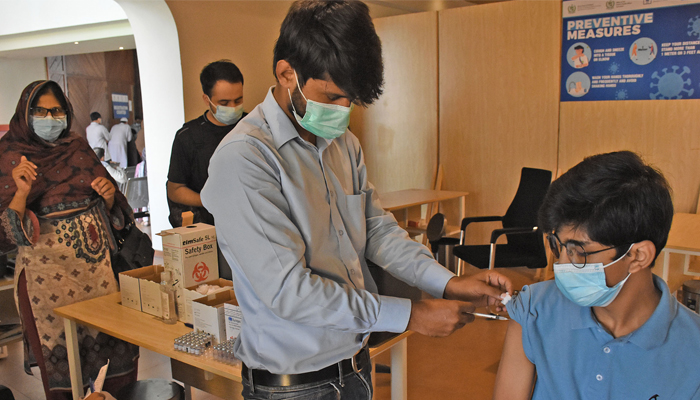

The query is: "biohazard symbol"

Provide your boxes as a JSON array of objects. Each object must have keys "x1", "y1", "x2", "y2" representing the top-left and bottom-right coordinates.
[
  {"x1": 608, "y1": 62, "x2": 620, "y2": 75},
  {"x1": 192, "y1": 262, "x2": 210, "y2": 282},
  {"x1": 649, "y1": 66, "x2": 694, "y2": 99},
  {"x1": 688, "y1": 15, "x2": 700, "y2": 38},
  {"x1": 615, "y1": 89, "x2": 628, "y2": 100}
]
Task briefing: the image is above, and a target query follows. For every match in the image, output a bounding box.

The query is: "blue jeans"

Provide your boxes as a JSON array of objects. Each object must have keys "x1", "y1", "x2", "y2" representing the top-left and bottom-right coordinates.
[{"x1": 241, "y1": 355, "x2": 373, "y2": 400}]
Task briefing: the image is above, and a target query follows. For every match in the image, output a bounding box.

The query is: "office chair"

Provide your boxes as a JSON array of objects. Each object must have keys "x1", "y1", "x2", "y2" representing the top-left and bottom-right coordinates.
[
  {"x1": 124, "y1": 177, "x2": 149, "y2": 219},
  {"x1": 439, "y1": 167, "x2": 552, "y2": 270},
  {"x1": 426, "y1": 213, "x2": 460, "y2": 269},
  {"x1": 125, "y1": 166, "x2": 137, "y2": 180}
]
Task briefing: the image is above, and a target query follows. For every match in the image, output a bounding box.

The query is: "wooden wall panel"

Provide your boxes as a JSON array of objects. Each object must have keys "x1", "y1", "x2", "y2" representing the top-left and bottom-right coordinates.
[
  {"x1": 438, "y1": 2, "x2": 561, "y2": 242},
  {"x1": 105, "y1": 50, "x2": 135, "y2": 84},
  {"x1": 65, "y1": 53, "x2": 106, "y2": 79},
  {"x1": 349, "y1": 11, "x2": 439, "y2": 194},
  {"x1": 167, "y1": 1, "x2": 293, "y2": 123},
  {"x1": 59, "y1": 50, "x2": 139, "y2": 138},
  {"x1": 559, "y1": 100, "x2": 700, "y2": 214}
]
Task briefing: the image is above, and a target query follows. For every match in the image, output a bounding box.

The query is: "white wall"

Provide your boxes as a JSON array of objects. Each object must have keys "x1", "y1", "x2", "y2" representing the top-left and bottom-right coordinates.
[{"x1": 0, "y1": 58, "x2": 47, "y2": 124}]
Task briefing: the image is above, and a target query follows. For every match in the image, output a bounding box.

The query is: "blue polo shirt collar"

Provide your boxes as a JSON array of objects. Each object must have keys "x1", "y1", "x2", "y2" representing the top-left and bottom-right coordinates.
[
  {"x1": 626, "y1": 275, "x2": 676, "y2": 350},
  {"x1": 261, "y1": 87, "x2": 332, "y2": 151},
  {"x1": 570, "y1": 274, "x2": 676, "y2": 350}
]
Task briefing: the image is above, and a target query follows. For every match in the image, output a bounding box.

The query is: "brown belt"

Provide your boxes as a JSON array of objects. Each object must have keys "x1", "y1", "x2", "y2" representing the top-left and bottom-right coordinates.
[{"x1": 242, "y1": 346, "x2": 369, "y2": 387}]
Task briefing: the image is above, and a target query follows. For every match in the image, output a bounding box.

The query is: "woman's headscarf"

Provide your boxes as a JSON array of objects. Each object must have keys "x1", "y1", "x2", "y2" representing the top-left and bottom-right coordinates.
[{"x1": 0, "y1": 80, "x2": 132, "y2": 252}]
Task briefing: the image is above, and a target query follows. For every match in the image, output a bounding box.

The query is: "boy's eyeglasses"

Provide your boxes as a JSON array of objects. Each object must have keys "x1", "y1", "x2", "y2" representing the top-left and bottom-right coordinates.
[{"x1": 547, "y1": 232, "x2": 623, "y2": 269}]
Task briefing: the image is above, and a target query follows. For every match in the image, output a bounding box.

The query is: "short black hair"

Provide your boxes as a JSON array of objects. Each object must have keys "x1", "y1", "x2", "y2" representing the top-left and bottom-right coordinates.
[
  {"x1": 273, "y1": 0, "x2": 384, "y2": 106},
  {"x1": 538, "y1": 151, "x2": 673, "y2": 265},
  {"x1": 93, "y1": 147, "x2": 105, "y2": 160},
  {"x1": 574, "y1": 45, "x2": 584, "y2": 51},
  {"x1": 91, "y1": 112, "x2": 101, "y2": 121},
  {"x1": 200, "y1": 60, "x2": 244, "y2": 98}
]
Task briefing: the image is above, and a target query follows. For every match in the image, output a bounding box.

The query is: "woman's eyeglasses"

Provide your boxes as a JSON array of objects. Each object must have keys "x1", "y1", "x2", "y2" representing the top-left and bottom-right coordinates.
[
  {"x1": 547, "y1": 232, "x2": 623, "y2": 268},
  {"x1": 30, "y1": 106, "x2": 66, "y2": 118}
]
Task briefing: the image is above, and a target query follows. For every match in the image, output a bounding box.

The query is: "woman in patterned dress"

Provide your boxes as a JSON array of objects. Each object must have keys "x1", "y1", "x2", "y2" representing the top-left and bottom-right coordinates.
[{"x1": 0, "y1": 80, "x2": 139, "y2": 399}]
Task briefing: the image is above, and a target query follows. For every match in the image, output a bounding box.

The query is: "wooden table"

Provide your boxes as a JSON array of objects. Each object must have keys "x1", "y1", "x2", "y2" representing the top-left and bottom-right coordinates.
[
  {"x1": 661, "y1": 213, "x2": 700, "y2": 282},
  {"x1": 380, "y1": 188, "x2": 468, "y2": 215},
  {"x1": 381, "y1": 189, "x2": 469, "y2": 274},
  {"x1": 54, "y1": 292, "x2": 412, "y2": 400}
]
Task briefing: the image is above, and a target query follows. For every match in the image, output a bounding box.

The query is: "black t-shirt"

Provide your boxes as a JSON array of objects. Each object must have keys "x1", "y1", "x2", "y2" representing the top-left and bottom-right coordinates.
[{"x1": 167, "y1": 110, "x2": 247, "y2": 226}]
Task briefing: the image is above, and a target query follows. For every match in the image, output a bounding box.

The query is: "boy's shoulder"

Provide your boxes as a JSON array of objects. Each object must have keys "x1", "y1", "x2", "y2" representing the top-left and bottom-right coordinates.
[
  {"x1": 506, "y1": 280, "x2": 578, "y2": 328},
  {"x1": 670, "y1": 298, "x2": 700, "y2": 337}
]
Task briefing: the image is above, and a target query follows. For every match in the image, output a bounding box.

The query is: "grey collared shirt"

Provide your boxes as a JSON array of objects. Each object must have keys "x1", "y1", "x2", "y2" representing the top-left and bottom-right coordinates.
[{"x1": 201, "y1": 88, "x2": 454, "y2": 374}]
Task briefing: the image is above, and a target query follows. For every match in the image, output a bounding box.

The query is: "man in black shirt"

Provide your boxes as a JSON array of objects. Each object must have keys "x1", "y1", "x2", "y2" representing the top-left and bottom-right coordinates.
[{"x1": 167, "y1": 60, "x2": 246, "y2": 279}]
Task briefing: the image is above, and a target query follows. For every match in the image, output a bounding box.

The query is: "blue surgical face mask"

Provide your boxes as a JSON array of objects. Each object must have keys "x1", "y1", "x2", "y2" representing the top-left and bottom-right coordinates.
[
  {"x1": 553, "y1": 244, "x2": 634, "y2": 307},
  {"x1": 208, "y1": 98, "x2": 244, "y2": 125},
  {"x1": 31, "y1": 115, "x2": 67, "y2": 142},
  {"x1": 288, "y1": 71, "x2": 353, "y2": 140}
]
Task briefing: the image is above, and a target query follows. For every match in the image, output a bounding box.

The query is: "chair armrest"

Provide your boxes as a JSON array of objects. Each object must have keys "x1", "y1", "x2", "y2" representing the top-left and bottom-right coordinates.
[
  {"x1": 460, "y1": 216, "x2": 503, "y2": 231},
  {"x1": 489, "y1": 227, "x2": 539, "y2": 244}
]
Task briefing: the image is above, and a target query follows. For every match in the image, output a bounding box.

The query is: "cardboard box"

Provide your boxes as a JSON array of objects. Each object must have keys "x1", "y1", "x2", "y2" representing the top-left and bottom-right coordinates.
[
  {"x1": 158, "y1": 223, "x2": 219, "y2": 288},
  {"x1": 192, "y1": 290, "x2": 238, "y2": 343},
  {"x1": 118, "y1": 265, "x2": 165, "y2": 317},
  {"x1": 224, "y1": 300, "x2": 243, "y2": 341},
  {"x1": 176, "y1": 278, "x2": 233, "y2": 324}
]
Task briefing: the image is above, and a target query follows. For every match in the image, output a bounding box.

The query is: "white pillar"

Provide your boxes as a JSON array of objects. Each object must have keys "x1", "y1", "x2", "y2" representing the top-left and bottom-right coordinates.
[{"x1": 114, "y1": 0, "x2": 184, "y2": 249}]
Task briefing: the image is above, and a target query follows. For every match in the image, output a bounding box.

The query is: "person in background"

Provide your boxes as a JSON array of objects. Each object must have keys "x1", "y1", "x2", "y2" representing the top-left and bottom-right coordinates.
[
  {"x1": 135, "y1": 147, "x2": 146, "y2": 178},
  {"x1": 167, "y1": 60, "x2": 246, "y2": 281},
  {"x1": 108, "y1": 117, "x2": 132, "y2": 168},
  {"x1": 86, "y1": 111, "x2": 111, "y2": 162},
  {"x1": 0, "y1": 80, "x2": 139, "y2": 399},
  {"x1": 126, "y1": 120, "x2": 141, "y2": 167},
  {"x1": 94, "y1": 147, "x2": 127, "y2": 186},
  {"x1": 167, "y1": 60, "x2": 246, "y2": 228},
  {"x1": 201, "y1": 2, "x2": 511, "y2": 399},
  {"x1": 130, "y1": 118, "x2": 141, "y2": 135},
  {"x1": 494, "y1": 151, "x2": 700, "y2": 399}
]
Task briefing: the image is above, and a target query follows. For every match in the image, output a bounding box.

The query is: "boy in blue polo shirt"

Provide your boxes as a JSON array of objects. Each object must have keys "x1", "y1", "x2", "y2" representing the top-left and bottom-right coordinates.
[{"x1": 494, "y1": 151, "x2": 700, "y2": 399}]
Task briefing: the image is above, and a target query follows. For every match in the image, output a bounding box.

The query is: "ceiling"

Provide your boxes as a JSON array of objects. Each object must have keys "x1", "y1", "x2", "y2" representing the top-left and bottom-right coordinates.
[{"x1": 0, "y1": 0, "x2": 504, "y2": 60}]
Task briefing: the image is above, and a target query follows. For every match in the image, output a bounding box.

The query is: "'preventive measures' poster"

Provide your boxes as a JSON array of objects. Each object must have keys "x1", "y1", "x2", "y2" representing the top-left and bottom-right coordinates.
[{"x1": 562, "y1": 0, "x2": 700, "y2": 101}]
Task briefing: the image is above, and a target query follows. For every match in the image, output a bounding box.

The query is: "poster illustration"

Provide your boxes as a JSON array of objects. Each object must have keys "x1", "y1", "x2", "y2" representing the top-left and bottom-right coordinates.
[{"x1": 562, "y1": 0, "x2": 700, "y2": 101}]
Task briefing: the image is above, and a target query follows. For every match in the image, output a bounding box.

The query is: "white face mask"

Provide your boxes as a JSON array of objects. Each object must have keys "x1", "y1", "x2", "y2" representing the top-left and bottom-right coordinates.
[
  {"x1": 208, "y1": 98, "x2": 244, "y2": 125},
  {"x1": 553, "y1": 244, "x2": 634, "y2": 307},
  {"x1": 31, "y1": 115, "x2": 67, "y2": 142}
]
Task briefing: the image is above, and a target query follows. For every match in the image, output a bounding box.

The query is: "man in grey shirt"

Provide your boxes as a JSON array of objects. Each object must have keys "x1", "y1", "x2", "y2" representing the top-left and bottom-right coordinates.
[{"x1": 201, "y1": 1, "x2": 511, "y2": 398}]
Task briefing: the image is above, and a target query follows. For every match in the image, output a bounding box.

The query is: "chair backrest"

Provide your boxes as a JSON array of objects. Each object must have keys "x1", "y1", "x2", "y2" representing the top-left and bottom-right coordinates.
[
  {"x1": 125, "y1": 177, "x2": 149, "y2": 209},
  {"x1": 502, "y1": 167, "x2": 552, "y2": 251},
  {"x1": 125, "y1": 166, "x2": 137, "y2": 180}
]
